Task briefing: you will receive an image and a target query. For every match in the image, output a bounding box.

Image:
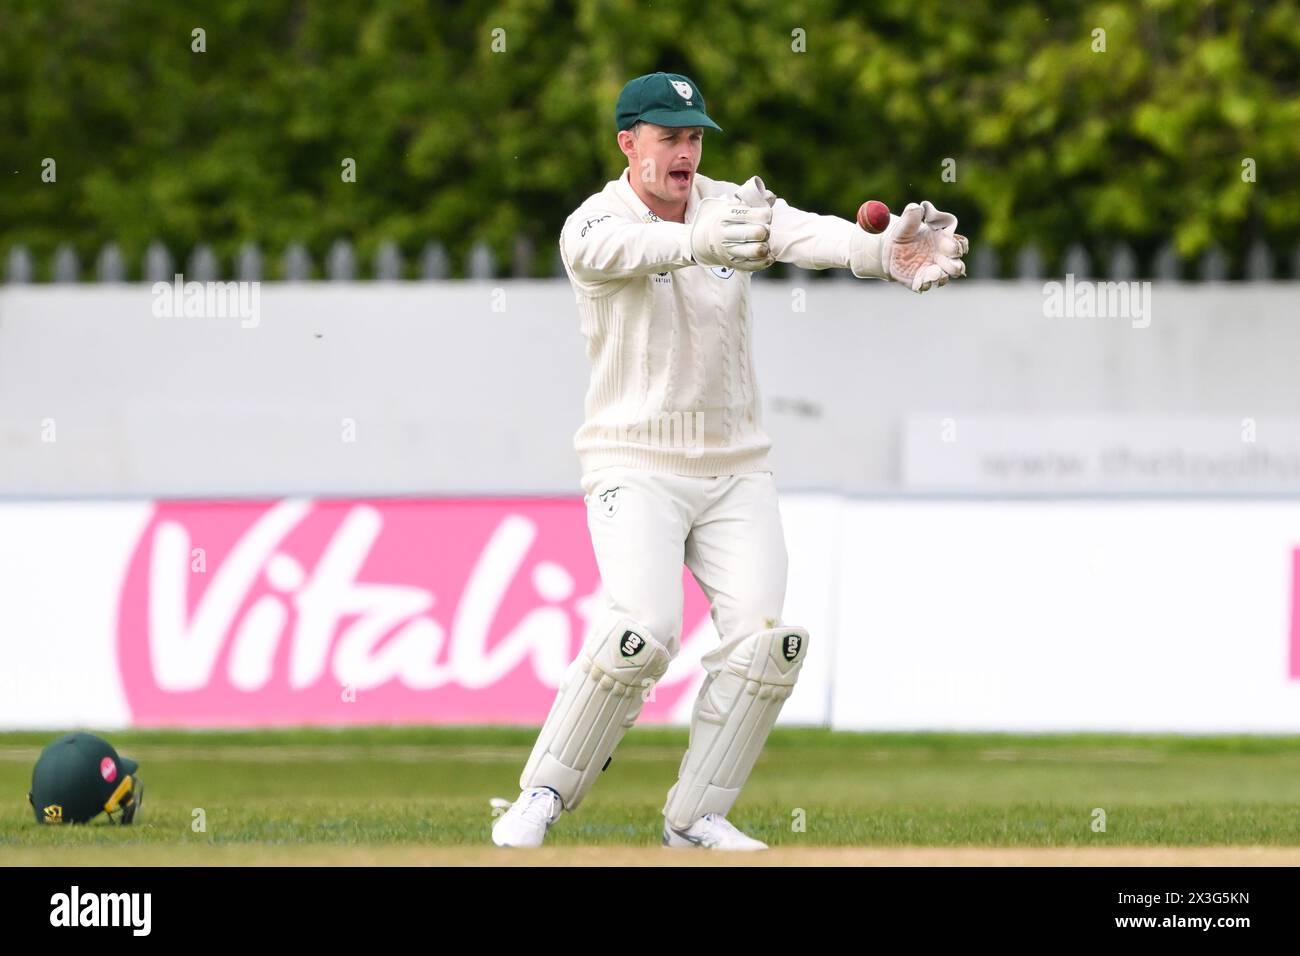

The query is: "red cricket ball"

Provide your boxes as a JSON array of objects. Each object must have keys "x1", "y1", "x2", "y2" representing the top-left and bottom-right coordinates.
[{"x1": 856, "y1": 200, "x2": 891, "y2": 234}]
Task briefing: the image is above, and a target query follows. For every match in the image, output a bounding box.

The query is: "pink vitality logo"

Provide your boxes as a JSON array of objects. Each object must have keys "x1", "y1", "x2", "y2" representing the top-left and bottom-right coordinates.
[{"x1": 116, "y1": 500, "x2": 712, "y2": 726}]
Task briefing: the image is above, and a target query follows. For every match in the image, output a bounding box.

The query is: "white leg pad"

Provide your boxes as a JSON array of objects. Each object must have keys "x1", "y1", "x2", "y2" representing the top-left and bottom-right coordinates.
[
  {"x1": 663, "y1": 627, "x2": 808, "y2": 830},
  {"x1": 520, "y1": 617, "x2": 671, "y2": 810}
]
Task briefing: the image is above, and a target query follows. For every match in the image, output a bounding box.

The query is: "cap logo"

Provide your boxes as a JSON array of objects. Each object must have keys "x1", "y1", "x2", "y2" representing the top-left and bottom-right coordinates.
[
  {"x1": 671, "y1": 80, "x2": 693, "y2": 101},
  {"x1": 100, "y1": 756, "x2": 118, "y2": 782}
]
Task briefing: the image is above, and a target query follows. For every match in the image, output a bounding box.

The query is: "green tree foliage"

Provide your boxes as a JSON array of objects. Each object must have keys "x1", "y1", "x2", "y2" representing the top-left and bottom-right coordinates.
[{"x1": 2, "y1": 0, "x2": 1296, "y2": 277}]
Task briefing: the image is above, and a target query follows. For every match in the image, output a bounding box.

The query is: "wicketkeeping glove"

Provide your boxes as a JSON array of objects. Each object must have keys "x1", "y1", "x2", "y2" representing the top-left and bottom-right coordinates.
[
  {"x1": 851, "y1": 200, "x2": 968, "y2": 292},
  {"x1": 690, "y1": 195, "x2": 774, "y2": 271}
]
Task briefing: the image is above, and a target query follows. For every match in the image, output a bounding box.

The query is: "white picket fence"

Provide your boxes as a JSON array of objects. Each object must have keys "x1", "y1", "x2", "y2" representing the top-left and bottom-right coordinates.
[{"x1": 5, "y1": 237, "x2": 1297, "y2": 283}]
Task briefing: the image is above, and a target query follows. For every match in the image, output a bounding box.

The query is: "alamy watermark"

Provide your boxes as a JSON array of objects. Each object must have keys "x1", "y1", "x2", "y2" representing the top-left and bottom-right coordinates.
[
  {"x1": 617, "y1": 410, "x2": 706, "y2": 457},
  {"x1": 49, "y1": 886, "x2": 151, "y2": 935},
  {"x1": 152, "y1": 274, "x2": 261, "y2": 328},
  {"x1": 1043, "y1": 274, "x2": 1151, "y2": 329}
]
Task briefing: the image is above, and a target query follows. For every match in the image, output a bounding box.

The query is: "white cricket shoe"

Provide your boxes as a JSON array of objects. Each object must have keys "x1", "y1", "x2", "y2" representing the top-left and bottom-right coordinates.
[
  {"x1": 491, "y1": 787, "x2": 563, "y2": 848},
  {"x1": 663, "y1": 812, "x2": 768, "y2": 851}
]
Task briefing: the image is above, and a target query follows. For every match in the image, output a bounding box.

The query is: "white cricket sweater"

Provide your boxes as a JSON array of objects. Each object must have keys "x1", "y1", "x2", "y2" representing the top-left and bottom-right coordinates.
[{"x1": 559, "y1": 168, "x2": 876, "y2": 478}]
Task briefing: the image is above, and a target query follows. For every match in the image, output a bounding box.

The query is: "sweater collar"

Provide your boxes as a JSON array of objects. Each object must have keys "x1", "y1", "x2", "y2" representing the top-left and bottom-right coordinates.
[{"x1": 615, "y1": 167, "x2": 699, "y2": 224}]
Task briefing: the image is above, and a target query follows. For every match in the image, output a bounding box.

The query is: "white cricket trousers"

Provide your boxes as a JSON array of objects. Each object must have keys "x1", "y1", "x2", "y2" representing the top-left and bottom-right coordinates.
[{"x1": 579, "y1": 465, "x2": 789, "y2": 675}]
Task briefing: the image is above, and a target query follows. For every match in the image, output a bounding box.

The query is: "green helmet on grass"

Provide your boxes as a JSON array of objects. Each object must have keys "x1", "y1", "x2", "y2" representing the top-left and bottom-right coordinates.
[{"x1": 28, "y1": 732, "x2": 143, "y2": 825}]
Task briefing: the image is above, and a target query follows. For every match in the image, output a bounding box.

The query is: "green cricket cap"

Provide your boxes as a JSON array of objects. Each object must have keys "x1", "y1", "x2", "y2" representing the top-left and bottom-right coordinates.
[
  {"x1": 616, "y1": 72, "x2": 722, "y2": 133},
  {"x1": 29, "y1": 732, "x2": 139, "y2": 824}
]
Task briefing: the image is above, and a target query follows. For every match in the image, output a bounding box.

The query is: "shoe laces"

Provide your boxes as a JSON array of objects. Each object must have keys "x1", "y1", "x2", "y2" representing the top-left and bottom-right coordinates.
[
  {"x1": 516, "y1": 788, "x2": 559, "y2": 827},
  {"x1": 700, "y1": 812, "x2": 743, "y2": 836}
]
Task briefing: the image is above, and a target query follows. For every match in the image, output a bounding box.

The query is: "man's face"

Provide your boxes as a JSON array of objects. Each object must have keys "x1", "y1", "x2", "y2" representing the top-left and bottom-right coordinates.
[{"x1": 620, "y1": 122, "x2": 703, "y2": 205}]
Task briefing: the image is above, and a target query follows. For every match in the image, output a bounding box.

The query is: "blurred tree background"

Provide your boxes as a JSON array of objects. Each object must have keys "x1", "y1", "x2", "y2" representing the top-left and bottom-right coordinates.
[{"x1": 1, "y1": 0, "x2": 1297, "y2": 278}]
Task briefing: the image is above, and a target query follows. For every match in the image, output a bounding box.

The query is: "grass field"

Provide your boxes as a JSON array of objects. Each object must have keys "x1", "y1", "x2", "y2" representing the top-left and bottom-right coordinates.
[{"x1": 3, "y1": 727, "x2": 1299, "y2": 865}]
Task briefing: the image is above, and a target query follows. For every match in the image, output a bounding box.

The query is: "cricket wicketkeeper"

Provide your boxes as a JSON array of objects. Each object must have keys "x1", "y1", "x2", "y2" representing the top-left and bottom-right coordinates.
[{"x1": 493, "y1": 71, "x2": 967, "y2": 849}]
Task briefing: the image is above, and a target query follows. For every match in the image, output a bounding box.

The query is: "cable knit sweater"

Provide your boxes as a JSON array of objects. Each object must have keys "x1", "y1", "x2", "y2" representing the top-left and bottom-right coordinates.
[{"x1": 559, "y1": 168, "x2": 872, "y2": 478}]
